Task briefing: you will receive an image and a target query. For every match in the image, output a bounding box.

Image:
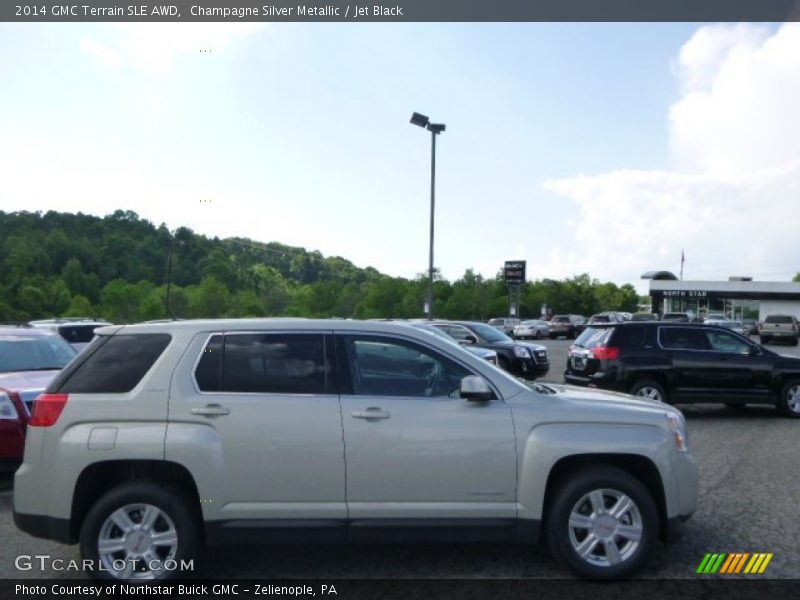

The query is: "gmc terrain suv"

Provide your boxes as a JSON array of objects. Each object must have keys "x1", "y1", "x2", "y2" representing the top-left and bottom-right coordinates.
[
  {"x1": 565, "y1": 321, "x2": 800, "y2": 417},
  {"x1": 15, "y1": 319, "x2": 698, "y2": 581}
]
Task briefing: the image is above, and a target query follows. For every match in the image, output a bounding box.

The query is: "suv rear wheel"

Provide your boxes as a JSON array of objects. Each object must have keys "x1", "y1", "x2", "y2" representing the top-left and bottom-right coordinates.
[
  {"x1": 79, "y1": 481, "x2": 200, "y2": 581},
  {"x1": 778, "y1": 379, "x2": 800, "y2": 418},
  {"x1": 546, "y1": 466, "x2": 658, "y2": 579},
  {"x1": 629, "y1": 380, "x2": 668, "y2": 404}
]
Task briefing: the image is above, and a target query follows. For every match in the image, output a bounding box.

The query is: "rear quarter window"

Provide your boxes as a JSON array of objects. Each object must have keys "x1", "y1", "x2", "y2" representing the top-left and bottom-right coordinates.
[
  {"x1": 50, "y1": 334, "x2": 171, "y2": 394},
  {"x1": 610, "y1": 326, "x2": 645, "y2": 348},
  {"x1": 574, "y1": 327, "x2": 613, "y2": 349}
]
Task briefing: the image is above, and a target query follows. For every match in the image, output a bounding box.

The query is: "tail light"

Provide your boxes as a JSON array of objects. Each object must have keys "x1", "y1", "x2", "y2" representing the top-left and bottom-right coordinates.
[
  {"x1": 29, "y1": 393, "x2": 69, "y2": 427},
  {"x1": 590, "y1": 346, "x2": 620, "y2": 360}
]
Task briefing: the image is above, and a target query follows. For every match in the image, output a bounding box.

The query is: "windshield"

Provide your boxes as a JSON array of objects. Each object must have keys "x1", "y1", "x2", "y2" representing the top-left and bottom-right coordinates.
[
  {"x1": 468, "y1": 322, "x2": 511, "y2": 343},
  {"x1": 0, "y1": 334, "x2": 77, "y2": 373}
]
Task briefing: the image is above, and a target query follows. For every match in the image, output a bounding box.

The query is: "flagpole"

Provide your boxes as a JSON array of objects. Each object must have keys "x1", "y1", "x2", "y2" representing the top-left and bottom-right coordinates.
[{"x1": 680, "y1": 249, "x2": 684, "y2": 281}]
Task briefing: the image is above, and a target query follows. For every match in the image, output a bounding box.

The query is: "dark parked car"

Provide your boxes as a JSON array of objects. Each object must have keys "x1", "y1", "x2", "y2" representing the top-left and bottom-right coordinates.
[
  {"x1": 587, "y1": 312, "x2": 626, "y2": 325},
  {"x1": 564, "y1": 321, "x2": 800, "y2": 417},
  {"x1": 28, "y1": 318, "x2": 112, "y2": 352},
  {"x1": 431, "y1": 321, "x2": 549, "y2": 379},
  {"x1": 548, "y1": 315, "x2": 586, "y2": 339},
  {"x1": 661, "y1": 312, "x2": 693, "y2": 323},
  {"x1": 631, "y1": 313, "x2": 659, "y2": 321},
  {"x1": 0, "y1": 326, "x2": 77, "y2": 470}
]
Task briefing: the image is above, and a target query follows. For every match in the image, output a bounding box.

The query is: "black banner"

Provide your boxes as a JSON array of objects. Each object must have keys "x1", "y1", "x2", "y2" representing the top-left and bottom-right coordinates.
[
  {"x1": 3, "y1": 0, "x2": 800, "y2": 23},
  {"x1": 3, "y1": 579, "x2": 799, "y2": 600}
]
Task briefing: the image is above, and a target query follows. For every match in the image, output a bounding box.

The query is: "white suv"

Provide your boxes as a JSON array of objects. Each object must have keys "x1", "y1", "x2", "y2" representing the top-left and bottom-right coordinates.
[{"x1": 14, "y1": 319, "x2": 698, "y2": 581}]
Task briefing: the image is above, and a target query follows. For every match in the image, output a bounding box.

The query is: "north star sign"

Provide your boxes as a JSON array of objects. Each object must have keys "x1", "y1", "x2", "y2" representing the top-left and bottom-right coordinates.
[{"x1": 662, "y1": 290, "x2": 708, "y2": 297}]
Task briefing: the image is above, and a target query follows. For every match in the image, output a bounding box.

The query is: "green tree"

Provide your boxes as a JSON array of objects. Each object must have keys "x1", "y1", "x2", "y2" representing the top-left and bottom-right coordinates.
[{"x1": 65, "y1": 295, "x2": 94, "y2": 318}]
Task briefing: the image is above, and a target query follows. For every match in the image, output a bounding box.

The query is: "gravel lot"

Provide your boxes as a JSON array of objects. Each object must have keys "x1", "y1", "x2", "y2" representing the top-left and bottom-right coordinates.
[{"x1": 2, "y1": 336, "x2": 798, "y2": 579}]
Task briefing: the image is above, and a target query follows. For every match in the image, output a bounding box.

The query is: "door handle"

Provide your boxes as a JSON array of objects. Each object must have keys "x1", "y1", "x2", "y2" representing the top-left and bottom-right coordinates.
[
  {"x1": 191, "y1": 404, "x2": 230, "y2": 417},
  {"x1": 351, "y1": 407, "x2": 390, "y2": 420}
]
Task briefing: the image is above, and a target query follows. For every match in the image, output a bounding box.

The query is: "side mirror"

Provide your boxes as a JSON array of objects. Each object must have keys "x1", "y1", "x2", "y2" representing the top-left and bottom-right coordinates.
[
  {"x1": 460, "y1": 375, "x2": 493, "y2": 402},
  {"x1": 458, "y1": 335, "x2": 477, "y2": 345},
  {"x1": 749, "y1": 345, "x2": 760, "y2": 356}
]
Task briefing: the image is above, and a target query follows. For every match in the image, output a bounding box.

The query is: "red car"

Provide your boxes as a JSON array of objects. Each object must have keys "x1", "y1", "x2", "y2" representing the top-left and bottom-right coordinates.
[{"x1": 0, "y1": 327, "x2": 77, "y2": 472}]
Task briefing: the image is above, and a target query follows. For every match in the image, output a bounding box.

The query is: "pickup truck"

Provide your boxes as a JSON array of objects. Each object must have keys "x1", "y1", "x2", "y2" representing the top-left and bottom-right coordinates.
[{"x1": 759, "y1": 315, "x2": 799, "y2": 345}]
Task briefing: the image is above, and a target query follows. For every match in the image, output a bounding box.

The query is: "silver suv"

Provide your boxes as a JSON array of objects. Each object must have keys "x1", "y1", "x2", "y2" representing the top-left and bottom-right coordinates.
[{"x1": 14, "y1": 319, "x2": 698, "y2": 581}]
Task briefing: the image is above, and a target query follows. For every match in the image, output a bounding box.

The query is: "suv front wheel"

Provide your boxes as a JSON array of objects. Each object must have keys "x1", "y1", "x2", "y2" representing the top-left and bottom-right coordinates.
[
  {"x1": 79, "y1": 481, "x2": 200, "y2": 581},
  {"x1": 546, "y1": 466, "x2": 658, "y2": 579}
]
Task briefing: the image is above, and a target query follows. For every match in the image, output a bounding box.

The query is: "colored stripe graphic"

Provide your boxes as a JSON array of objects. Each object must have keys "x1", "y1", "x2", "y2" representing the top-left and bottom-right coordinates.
[
  {"x1": 733, "y1": 553, "x2": 750, "y2": 573},
  {"x1": 697, "y1": 553, "x2": 713, "y2": 574},
  {"x1": 758, "y1": 553, "x2": 773, "y2": 573},
  {"x1": 698, "y1": 552, "x2": 772, "y2": 575}
]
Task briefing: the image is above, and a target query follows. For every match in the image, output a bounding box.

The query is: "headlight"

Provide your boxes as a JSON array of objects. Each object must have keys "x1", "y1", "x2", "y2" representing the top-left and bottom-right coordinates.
[
  {"x1": 513, "y1": 346, "x2": 530, "y2": 358},
  {"x1": 665, "y1": 412, "x2": 688, "y2": 452}
]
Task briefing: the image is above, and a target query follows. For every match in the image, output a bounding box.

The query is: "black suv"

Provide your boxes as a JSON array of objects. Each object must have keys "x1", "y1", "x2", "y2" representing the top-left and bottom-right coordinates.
[
  {"x1": 564, "y1": 321, "x2": 800, "y2": 417},
  {"x1": 431, "y1": 321, "x2": 549, "y2": 379}
]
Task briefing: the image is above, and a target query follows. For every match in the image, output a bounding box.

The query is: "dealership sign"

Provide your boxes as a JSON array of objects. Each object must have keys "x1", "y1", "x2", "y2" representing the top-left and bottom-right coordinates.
[
  {"x1": 504, "y1": 261, "x2": 526, "y2": 284},
  {"x1": 662, "y1": 290, "x2": 707, "y2": 297}
]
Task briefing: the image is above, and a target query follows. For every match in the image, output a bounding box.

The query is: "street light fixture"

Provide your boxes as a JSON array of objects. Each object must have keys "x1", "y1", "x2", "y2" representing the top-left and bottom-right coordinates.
[{"x1": 410, "y1": 112, "x2": 446, "y2": 320}]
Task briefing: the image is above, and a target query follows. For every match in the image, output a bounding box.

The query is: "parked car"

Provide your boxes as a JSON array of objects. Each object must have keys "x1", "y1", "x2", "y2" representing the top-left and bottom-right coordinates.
[
  {"x1": 742, "y1": 319, "x2": 758, "y2": 335},
  {"x1": 661, "y1": 312, "x2": 692, "y2": 323},
  {"x1": 513, "y1": 319, "x2": 550, "y2": 340},
  {"x1": 431, "y1": 321, "x2": 549, "y2": 379},
  {"x1": 758, "y1": 315, "x2": 799, "y2": 346},
  {"x1": 488, "y1": 317, "x2": 520, "y2": 337},
  {"x1": 408, "y1": 322, "x2": 499, "y2": 365},
  {"x1": 29, "y1": 318, "x2": 112, "y2": 352},
  {"x1": 719, "y1": 320, "x2": 750, "y2": 337},
  {"x1": 703, "y1": 313, "x2": 727, "y2": 322},
  {"x1": 14, "y1": 318, "x2": 697, "y2": 581},
  {"x1": 564, "y1": 321, "x2": 800, "y2": 417},
  {"x1": 631, "y1": 313, "x2": 659, "y2": 321},
  {"x1": 0, "y1": 326, "x2": 77, "y2": 470},
  {"x1": 587, "y1": 312, "x2": 626, "y2": 325},
  {"x1": 548, "y1": 315, "x2": 586, "y2": 339}
]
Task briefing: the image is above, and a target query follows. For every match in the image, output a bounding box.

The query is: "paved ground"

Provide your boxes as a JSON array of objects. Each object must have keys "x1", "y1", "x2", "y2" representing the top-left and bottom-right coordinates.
[{"x1": 2, "y1": 336, "x2": 798, "y2": 579}]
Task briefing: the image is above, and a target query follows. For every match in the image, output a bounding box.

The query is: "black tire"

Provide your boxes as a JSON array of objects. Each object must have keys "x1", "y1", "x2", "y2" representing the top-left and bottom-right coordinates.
[
  {"x1": 546, "y1": 466, "x2": 659, "y2": 580},
  {"x1": 777, "y1": 378, "x2": 800, "y2": 418},
  {"x1": 79, "y1": 480, "x2": 201, "y2": 582},
  {"x1": 792, "y1": 337, "x2": 799, "y2": 347},
  {"x1": 760, "y1": 336, "x2": 770, "y2": 345},
  {"x1": 628, "y1": 379, "x2": 669, "y2": 404}
]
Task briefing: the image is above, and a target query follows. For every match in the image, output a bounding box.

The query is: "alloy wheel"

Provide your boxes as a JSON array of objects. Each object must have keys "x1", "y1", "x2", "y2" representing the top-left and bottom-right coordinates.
[
  {"x1": 567, "y1": 488, "x2": 643, "y2": 568},
  {"x1": 97, "y1": 503, "x2": 179, "y2": 580}
]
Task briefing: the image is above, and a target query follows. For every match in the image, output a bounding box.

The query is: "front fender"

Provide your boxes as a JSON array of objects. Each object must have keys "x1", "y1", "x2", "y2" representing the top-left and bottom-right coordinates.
[{"x1": 516, "y1": 422, "x2": 678, "y2": 521}]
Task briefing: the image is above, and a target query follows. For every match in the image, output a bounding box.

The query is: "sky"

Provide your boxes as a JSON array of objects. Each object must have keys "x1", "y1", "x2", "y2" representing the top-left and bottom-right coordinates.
[{"x1": 1, "y1": 22, "x2": 799, "y2": 294}]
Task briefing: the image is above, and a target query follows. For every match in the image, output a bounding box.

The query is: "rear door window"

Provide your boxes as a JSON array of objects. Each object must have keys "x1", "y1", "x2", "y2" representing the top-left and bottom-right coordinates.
[
  {"x1": 658, "y1": 327, "x2": 711, "y2": 351},
  {"x1": 51, "y1": 334, "x2": 171, "y2": 393},
  {"x1": 765, "y1": 316, "x2": 794, "y2": 324},
  {"x1": 196, "y1": 334, "x2": 329, "y2": 395}
]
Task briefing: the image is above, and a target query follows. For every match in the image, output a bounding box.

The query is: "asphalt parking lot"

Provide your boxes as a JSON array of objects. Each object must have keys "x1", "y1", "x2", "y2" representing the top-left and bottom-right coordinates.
[{"x1": 1, "y1": 336, "x2": 799, "y2": 580}]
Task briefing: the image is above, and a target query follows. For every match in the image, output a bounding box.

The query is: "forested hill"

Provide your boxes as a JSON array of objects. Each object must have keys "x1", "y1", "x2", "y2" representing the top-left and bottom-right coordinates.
[{"x1": 0, "y1": 210, "x2": 640, "y2": 323}]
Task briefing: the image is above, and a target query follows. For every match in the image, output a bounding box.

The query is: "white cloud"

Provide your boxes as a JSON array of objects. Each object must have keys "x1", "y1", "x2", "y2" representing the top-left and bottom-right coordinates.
[{"x1": 543, "y1": 23, "x2": 800, "y2": 292}]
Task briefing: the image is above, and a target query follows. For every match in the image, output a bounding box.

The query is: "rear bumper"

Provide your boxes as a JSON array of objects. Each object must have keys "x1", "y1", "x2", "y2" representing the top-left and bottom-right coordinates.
[
  {"x1": 13, "y1": 510, "x2": 74, "y2": 544},
  {"x1": 563, "y1": 371, "x2": 625, "y2": 392}
]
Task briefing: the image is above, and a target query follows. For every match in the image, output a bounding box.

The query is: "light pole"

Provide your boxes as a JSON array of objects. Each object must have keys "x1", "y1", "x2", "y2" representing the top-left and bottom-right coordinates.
[{"x1": 410, "y1": 112, "x2": 445, "y2": 320}]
